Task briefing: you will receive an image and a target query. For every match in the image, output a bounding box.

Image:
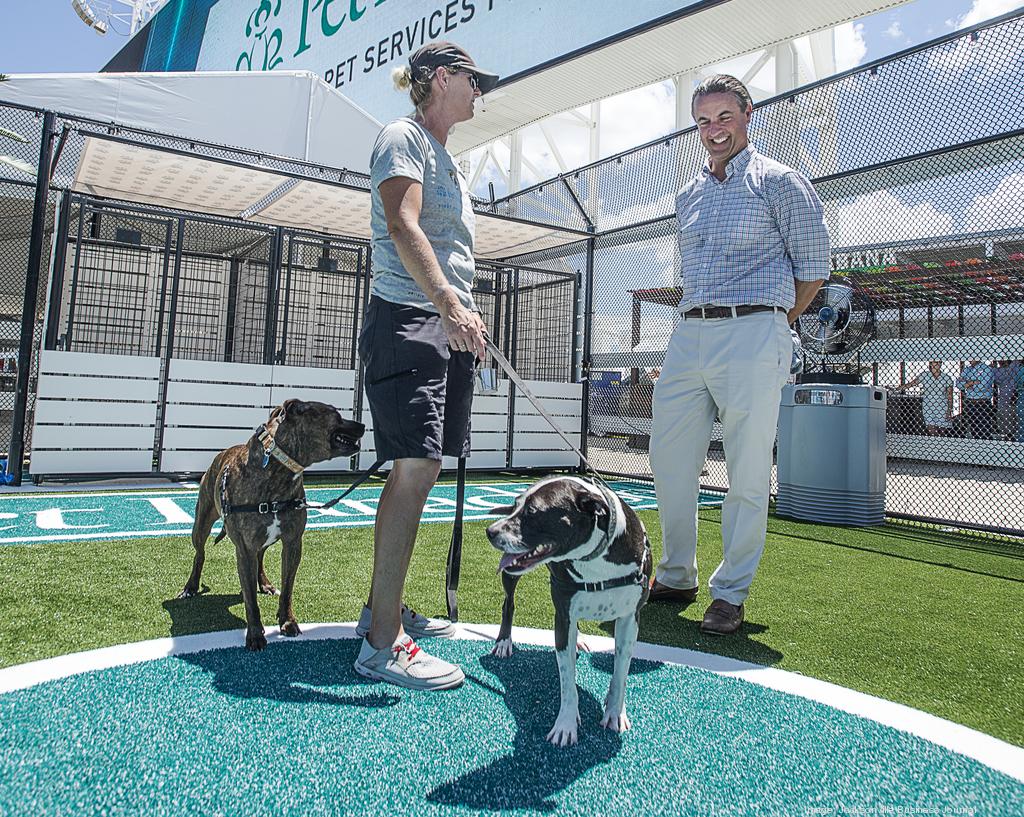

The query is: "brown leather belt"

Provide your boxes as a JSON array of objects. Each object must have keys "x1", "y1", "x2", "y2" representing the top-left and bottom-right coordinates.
[{"x1": 683, "y1": 304, "x2": 778, "y2": 320}]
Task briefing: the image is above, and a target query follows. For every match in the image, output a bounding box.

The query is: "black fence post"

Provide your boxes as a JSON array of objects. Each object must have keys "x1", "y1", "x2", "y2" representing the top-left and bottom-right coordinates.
[
  {"x1": 224, "y1": 257, "x2": 241, "y2": 362},
  {"x1": 578, "y1": 234, "x2": 596, "y2": 473},
  {"x1": 8, "y1": 111, "x2": 56, "y2": 485},
  {"x1": 44, "y1": 191, "x2": 72, "y2": 351},
  {"x1": 264, "y1": 228, "x2": 284, "y2": 366},
  {"x1": 506, "y1": 269, "x2": 521, "y2": 468}
]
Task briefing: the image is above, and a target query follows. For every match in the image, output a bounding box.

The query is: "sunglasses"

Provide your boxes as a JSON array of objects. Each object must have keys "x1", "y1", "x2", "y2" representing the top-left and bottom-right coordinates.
[{"x1": 447, "y1": 68, "x2": 479, "y2": 92}]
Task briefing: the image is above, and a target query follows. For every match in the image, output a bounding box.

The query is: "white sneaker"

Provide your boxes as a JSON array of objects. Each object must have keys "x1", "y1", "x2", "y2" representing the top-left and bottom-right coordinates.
[
  {"x1": 354, "y1": 604, "x2": 456, "y2": 639},
  {"x1": 353, "y1": 635, "x2": 465, "y2": 691}
]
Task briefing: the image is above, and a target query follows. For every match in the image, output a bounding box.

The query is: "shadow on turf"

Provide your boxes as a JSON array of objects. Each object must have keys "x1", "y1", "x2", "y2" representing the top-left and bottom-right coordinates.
[
  {"x1": 427, "y1": 649, "x2": 622, "y2": 811},
  {"x1": 774, "y1": 528, "x2": 1024, "y2": 584},
  {"x1": 173, "y1": 638, "x2": 400, "y2": 708},
  {"x1": 628, "y1": 603, "x2": 784, "y2": 666},
  {"x1": 162, "y1": 589, "x2": 248, "y2": 636}
]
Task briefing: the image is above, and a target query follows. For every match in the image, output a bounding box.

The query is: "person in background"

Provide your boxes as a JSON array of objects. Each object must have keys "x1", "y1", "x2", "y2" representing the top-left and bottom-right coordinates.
[
  {"x1": 956, "y1": 360, "x2": 995, "y2": 439},
  {"x1": 1014, "y1": 361, "x2": 1024, "y2": 444},
  {"x1": 893, "y1": 361, "x2": 953, "y2": 436},
  {"x1": 993, "y1": 360, "x2": 1021, "y2": 440}
]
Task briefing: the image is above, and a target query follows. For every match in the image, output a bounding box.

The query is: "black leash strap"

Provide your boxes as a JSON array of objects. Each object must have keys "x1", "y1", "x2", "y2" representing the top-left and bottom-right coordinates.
[
  {"x1": 485, "y1": 339, "x2": 614, "y2": 494},
  {"x1": 212, "y1": 458, "x2": 387, "y2": 544},
  {"x1": 445, "y1": 456, "x2": 467, "y2": 622},
  {"x1": 309, "y1": 458, "x2": 388, "y2": 511}
]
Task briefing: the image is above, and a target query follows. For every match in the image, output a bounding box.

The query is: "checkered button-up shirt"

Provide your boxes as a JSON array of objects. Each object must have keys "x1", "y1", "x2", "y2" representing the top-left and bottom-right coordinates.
[{"x1": 675, "y1": 145, "x2": 830, "y2": 313}]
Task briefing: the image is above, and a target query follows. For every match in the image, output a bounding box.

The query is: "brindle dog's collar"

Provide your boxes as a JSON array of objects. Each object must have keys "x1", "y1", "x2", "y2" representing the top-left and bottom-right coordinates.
[{"x1": 257, "y1": 425, "x2": 304, "y2": 477}]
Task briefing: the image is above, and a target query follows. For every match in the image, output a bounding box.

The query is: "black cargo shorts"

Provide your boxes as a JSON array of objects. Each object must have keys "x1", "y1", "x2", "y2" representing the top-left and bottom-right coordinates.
[{"x1": 358, "y1": 295, "x2": 474, "y2": 461}]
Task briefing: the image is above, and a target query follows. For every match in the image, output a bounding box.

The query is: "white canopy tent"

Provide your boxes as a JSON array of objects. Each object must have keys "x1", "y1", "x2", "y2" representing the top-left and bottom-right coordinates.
[
  {"x1": 0, "y1": 70, "x2": 383, "y2": 174},
  {"x1": 67, "y1": 132, "x2": 588, "y2": 258}
]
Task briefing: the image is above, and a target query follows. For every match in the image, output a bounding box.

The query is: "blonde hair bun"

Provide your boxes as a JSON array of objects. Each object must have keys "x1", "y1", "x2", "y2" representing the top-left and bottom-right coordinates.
[{"x1": 392, "y1": 66, "x2": 412, "y2": 91}]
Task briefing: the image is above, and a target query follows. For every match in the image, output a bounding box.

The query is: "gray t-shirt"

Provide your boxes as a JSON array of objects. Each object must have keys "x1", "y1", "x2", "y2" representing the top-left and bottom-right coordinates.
[{"x1": 369, "y1": 118, "x2": 477, "y2": 312}]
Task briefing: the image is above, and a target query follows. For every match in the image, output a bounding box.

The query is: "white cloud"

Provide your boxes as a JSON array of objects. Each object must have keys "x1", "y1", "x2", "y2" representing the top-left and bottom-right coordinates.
[
  {"x1": 884, "y1": 20, "x2": 904, "y2": 39},
  {"x1": 834, "y1": 22, "x2": 868, "y2": 71},
  {"x1": 832, "y1": 190, "x2": 955, "y2": 248},
  {"x1": 962, "y1": 173, "x2": 1024, "y2": 233},
  {"x1": 956, "y1": 0, "x2": 1022, "y2": 28},
  {"x1": 599, "y1": 81, "x2": 677, "y2": 158}
]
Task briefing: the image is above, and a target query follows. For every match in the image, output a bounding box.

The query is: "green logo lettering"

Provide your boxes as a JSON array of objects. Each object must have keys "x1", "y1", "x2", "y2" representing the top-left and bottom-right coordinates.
[{"x1": 237, "y1": 0, "x2": 284, "y2": 71}]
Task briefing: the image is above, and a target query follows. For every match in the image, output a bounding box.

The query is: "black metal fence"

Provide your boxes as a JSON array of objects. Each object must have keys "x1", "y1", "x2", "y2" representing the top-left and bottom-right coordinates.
[{"x1": 491, "y1": 10, "x2": 1024, "y2": 536}]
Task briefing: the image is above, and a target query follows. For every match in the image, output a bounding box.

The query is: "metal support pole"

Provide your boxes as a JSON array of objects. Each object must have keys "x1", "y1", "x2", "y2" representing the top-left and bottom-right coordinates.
[
  {"x1": 578, "y1": 235, "x2": 596, "y2": 472},
  {"x1": 153, "y1": 218, "x2": 186, "y2": 469},
  {"x1": 225, "y1": 257, "x2": 241, "y2": 361},
  {"x1": 506, "y1": 269, "x2": 521, "y2": 467},
  {"x1": 8, "y1": 111, "x2": 56, "y2": 485},
  {"x1": 44, "y1": 191, "x2": 72, "y2": 350},
  {"x1": 64, "y1": 202, "x2": 86, "y2": 350},
  {"x1": 349, "y1": 245, "x2": 363, "y2": 370},
  {"x1": 263, "y1": 228, "x2": 284, "y2": 366},
  {"x1": 278, "y1": 236, "x2": 294, "y2": 365}
]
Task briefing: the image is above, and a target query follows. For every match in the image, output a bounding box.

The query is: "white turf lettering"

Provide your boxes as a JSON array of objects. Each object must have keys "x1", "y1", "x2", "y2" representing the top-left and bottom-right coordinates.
[
  {"x1": 128, "y1": 498, "x2": 193, "y2": 525},
  {"x1": 33, "y1": 508, "x2": 108, "y2": 530}
]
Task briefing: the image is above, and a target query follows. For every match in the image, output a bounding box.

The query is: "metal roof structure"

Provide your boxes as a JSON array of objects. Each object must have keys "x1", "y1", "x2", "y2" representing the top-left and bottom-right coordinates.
[{"x1": 447, "y1": 0, "x2": 912, "y2": 154}]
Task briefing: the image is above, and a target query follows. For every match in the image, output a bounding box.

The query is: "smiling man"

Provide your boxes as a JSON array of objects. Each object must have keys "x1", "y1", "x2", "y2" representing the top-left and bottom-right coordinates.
[{"x1": 648, "y1": 74, "x2": 830, "y2": 635}]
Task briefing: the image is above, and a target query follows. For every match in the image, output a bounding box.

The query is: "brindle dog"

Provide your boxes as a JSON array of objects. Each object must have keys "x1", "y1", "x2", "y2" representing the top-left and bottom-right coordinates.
[{"x1": 178, "y1": 399, "x2": 364, "y2": 650}]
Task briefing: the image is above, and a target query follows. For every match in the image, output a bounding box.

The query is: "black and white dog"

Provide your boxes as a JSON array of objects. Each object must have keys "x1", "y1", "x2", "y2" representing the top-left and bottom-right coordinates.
[{"x1": 486, "y1": 476, "x2": 653, "y2": 746}]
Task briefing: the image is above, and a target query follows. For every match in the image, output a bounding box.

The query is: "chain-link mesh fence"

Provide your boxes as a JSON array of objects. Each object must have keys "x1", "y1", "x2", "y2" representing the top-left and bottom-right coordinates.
[
  {"x1": 494, "y1": 11, "x2": 1024, "y2": 534},
  {"x1": 0, "y1": 104, "x2": 50, "y2": 465},
  {"x1": 2, "y1": 10, "x2": 1021, "y2": 530}
]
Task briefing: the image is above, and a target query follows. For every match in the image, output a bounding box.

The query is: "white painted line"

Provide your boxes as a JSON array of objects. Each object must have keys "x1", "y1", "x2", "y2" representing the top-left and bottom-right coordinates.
[{"x1": 0, "y1": 623, "x2": 1020, "y2": 784}]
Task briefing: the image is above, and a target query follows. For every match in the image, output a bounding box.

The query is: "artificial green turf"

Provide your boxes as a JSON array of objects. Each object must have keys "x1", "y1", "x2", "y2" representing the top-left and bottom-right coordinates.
[{"x1": 0, "y1": 508, "x2": 1021, "y2": 747}]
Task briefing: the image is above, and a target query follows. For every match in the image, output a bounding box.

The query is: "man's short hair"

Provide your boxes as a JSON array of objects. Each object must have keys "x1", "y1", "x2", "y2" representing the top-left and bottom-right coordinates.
[{"x1": 691, "y1": 74, "x2": 753, "y2": 115}]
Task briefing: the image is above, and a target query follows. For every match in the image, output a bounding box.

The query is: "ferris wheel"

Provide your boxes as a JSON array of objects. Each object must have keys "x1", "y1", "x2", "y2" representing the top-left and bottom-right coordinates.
[{"x1": 72, "y1": 0, "x2": 167, "y2": 36}]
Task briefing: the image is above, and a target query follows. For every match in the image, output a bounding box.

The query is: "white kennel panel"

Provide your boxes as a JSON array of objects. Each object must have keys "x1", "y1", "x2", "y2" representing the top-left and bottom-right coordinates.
[
  {"x1": 30, "y1": 351, "x2": 160, "y2": 475},
  {"x1": 510, "y1": 380, "x2": 583, "y2": 469}
]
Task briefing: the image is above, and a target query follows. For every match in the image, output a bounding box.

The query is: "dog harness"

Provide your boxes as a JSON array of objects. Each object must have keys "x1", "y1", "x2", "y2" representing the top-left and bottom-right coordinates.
[
  {"x1": 550, "y1": 484, "x2": 649, "y2": 593},
  {"x1": 212, "y1": 425, "x2": 387, "y2": 540},
  {"x1": 552, "y1": 565, "x2": 647, "y2": 594}
]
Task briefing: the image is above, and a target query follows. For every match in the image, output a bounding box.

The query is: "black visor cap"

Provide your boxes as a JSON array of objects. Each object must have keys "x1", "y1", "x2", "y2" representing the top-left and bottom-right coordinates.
[{"x1": 409, "y1": 41, "x2": 500, "y2": 94}]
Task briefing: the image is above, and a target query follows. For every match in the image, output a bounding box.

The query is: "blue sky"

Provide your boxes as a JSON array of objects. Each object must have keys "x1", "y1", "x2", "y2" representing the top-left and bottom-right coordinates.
[{"x1": 0, "y1": 0, "x2": 1014, "y2": 74}]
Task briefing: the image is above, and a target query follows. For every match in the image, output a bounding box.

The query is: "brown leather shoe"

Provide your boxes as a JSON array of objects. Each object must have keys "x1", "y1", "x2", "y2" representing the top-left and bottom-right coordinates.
[
  {"x1": 648, "y1": 580, "x2": 698, "y2": 604},
  {"x1": 700, "y1": 599, "x2": 744, "y2": 635}
]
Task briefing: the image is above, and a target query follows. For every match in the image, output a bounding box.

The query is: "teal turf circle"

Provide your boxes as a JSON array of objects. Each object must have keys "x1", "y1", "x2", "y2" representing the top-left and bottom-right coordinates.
[{"x1": 1, "y1": 632, "x2": 1021, "y2": 817}]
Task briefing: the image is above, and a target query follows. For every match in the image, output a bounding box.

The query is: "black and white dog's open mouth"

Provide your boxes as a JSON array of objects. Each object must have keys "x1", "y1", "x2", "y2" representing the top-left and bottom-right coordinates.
[{"x1": 497, "y1": 545, "x2": 553, "y2": 574}]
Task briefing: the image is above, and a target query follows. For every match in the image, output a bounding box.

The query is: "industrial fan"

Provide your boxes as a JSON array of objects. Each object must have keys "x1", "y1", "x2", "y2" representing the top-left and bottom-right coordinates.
[{"x1": 794, "y1": 282, "x2": 876, "y2": 384}]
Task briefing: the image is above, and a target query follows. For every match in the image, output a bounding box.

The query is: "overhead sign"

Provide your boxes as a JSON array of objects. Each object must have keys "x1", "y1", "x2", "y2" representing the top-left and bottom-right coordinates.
[{"x1": 193, "y1": 0, "x2": 703, "y2": 126}]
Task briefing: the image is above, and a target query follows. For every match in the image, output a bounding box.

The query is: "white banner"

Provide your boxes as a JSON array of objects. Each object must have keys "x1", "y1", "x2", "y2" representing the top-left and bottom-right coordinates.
[{"x1": 197, "y1": 0, "x2": 701, "y2": 124}]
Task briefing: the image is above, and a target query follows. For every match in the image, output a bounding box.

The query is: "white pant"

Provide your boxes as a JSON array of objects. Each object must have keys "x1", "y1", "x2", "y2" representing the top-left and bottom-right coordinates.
[{"x1": 650, "y1": 310, "x2": 791, "y2": 606}]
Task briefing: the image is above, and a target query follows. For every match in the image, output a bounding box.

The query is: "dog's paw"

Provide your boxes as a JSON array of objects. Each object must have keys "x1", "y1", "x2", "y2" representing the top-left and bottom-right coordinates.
[
  {"x1": 279, "y1": 620, "x2": 301, "y2": 637},
  {"x1": 599, "y1": 709, "x2": 631, "y2": 733},
  {"x1": 546, "y1": 713, "x2": 580, "y2": 747},
  {"x1": 176, "y1": 585, "x2": 198, "y2": 599},
  {"x1": 491, "y1": 638, "x2": 514, "y2": 658},
  {"x1": 245, "y1": 630, "x2": 268, "y2": 651},
  {"x1": 258, "y1": 583, "x2": 279, "y2": 596}
]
